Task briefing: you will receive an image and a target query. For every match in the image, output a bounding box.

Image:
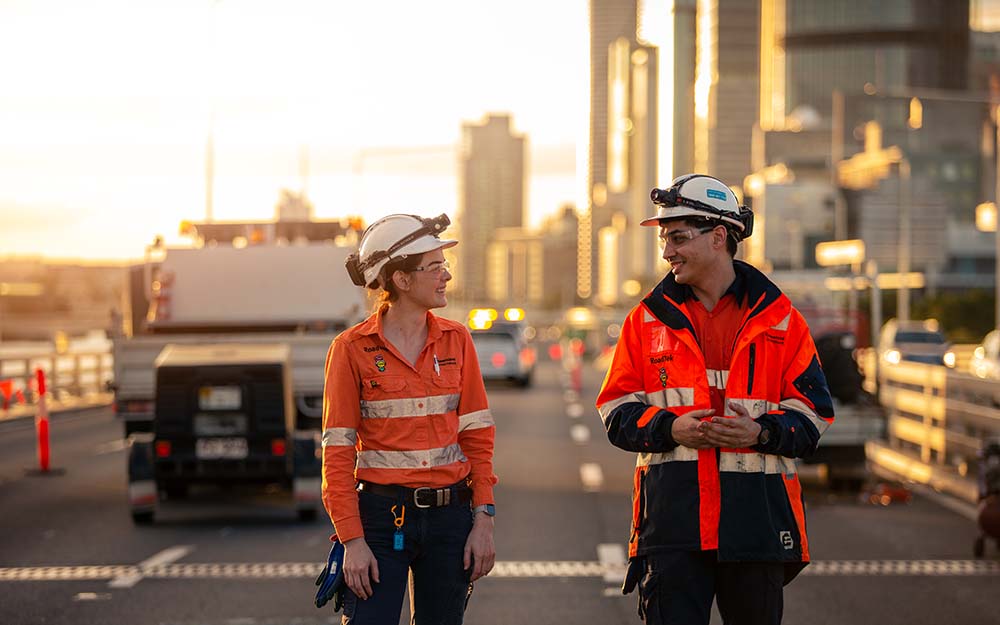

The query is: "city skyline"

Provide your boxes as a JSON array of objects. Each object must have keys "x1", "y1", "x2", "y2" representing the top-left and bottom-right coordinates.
[{"x1": 0, "y1": 0, "x2": 589, "y2": 262}]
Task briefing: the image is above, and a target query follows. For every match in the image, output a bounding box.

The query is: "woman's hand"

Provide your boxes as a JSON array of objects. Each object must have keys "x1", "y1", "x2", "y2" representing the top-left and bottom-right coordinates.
[
  {"x1": 463, "y1": 513, "x2": 496, "y2": 581},
  {"x1": 342, "y1": 537, "x2": 379, "y2": 600}
]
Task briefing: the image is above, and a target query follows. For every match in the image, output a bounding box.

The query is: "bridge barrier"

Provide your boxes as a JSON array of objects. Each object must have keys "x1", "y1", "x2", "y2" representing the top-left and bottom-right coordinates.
[
  {"x1": 0, "y1": 350, "x2": 113, "y2": 421},
  {"x1": 868, "y1": 356, "x2": 999, "y2": 504}
]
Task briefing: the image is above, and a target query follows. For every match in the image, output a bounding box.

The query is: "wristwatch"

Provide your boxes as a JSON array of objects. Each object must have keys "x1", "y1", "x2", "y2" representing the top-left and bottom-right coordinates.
[
  {"x1": 757, "y1": 423, "x2": 771, "y2": 446},
  {"x1": 473, "y1": 504, "x2": 496, "y2": 517}
]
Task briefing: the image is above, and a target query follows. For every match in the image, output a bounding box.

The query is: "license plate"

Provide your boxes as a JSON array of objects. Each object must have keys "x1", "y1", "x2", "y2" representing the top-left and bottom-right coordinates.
[
  {"x1": 199, "y1": 386, "x2": 242, "y2": 411},
  {"x1": 195, "y1": 437, "x2": 248, "y2": 460},
  {"x1": 194, "y1": 414, "x2": 248, "y2": 436}
]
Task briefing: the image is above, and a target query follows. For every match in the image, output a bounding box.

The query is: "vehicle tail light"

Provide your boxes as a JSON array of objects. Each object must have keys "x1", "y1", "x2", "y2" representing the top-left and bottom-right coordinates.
[
  {"x1": 155, "y1": 441, "x2": 171, "y2": 458},
  {"x1": 271, "y1": 438, "x2": 287, "y2": 456},
  {"x1": 548, "y1": 344, "x2": 562, "y2": 361},
  {"x1": 491, "y1": 352, "x2": 506, "y2": 367},
  {"x1": 520, "y1": 347, "x2": 536, "y2": 367}
]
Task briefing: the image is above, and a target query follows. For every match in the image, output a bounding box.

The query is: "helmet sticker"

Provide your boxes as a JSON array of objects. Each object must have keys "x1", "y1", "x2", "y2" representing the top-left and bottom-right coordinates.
[{"x1": 706, "y1": 188, "x2": 727, "y2": 201}]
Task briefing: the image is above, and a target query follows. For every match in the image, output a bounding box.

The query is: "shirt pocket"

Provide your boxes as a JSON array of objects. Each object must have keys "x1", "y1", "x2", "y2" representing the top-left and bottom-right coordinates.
[
  {"x1": 360, "y1": 375, "x2": 408, "y2": 401},
  {"x1": 431, "y1": 370, "x2": 462, "y2": 393}
]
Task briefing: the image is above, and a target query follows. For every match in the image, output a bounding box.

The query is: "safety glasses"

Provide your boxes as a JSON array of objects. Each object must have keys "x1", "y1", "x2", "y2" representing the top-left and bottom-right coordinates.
[{"x1": 658, "y1": 226, "x2": 715, "y2": 248}]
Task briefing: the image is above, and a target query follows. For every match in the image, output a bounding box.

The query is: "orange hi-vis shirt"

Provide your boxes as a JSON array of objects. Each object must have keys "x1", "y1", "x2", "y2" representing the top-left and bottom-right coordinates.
[{"x1": 321, "y1": 305, "x2": 497, "y2": 542}]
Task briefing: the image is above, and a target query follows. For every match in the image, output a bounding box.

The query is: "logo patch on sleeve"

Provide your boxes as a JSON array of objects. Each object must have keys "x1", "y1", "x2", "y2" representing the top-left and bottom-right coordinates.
[{"x1": 780, "y1": 530, "x2": 794, "y2": 550}]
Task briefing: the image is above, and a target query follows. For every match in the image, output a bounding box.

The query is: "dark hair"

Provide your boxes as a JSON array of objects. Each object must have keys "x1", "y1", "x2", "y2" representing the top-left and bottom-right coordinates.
[
  {"x1": 684, "y1": 217, "x2": 737, "y2": 257},
  {"x1": 376, "y1": 253, "x2": 424, "y2": 305}
]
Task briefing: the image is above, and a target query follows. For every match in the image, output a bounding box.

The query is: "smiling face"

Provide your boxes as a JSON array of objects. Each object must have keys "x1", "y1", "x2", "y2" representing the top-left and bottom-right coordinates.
[
  {"x1": 658, "y1": 219, "x2": 728, "y2": 287},
  {"x1": 391, "y1": 247, "x2": 452, "y2": 310}
]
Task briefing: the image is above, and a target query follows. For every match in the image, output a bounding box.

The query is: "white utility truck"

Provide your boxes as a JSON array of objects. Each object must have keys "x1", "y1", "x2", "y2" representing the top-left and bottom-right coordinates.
[{"x1": 114, "y1": 218, "x2": 367, "y2": 523}]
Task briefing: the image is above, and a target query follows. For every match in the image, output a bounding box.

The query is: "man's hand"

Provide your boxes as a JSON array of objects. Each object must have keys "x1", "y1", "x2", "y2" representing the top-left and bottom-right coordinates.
[
  {"x1": 463, "y1": 513, "x2": 495, "y2": 582},
  {"x1": 698, "y1": 401, "x2": 762, "y2": 448},
  {"x1": 670, "y1": 408, "x2": 716, "y2": 448},
  {"x1": 342, "y1": 537, "x2": 379, "y2": 600}
]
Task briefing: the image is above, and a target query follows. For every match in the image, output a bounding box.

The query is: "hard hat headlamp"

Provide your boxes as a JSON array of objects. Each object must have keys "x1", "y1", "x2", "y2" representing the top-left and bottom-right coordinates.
[{"x1": 649, "y1": 184, "x2": 754, "y2": 241}]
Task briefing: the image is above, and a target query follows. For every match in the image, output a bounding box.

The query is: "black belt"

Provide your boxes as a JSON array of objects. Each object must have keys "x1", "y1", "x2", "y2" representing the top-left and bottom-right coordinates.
[{"x1": 357, "y1": 480, "x2": 471, "y2": 509}]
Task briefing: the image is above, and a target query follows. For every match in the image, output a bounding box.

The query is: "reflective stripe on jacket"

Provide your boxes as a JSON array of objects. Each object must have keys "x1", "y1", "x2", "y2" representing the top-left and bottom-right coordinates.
[
  {"x1": 596, "y1": 261, "x2": 834, "y2": 569},
  {"x1": 321, "y1": 306, "x2": 497, "y2": 542}
]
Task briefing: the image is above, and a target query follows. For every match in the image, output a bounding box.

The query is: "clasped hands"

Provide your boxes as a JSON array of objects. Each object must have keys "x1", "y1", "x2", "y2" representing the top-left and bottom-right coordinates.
[{"x1": 670, "y1": 401, "x2": 762, "y2": 449}]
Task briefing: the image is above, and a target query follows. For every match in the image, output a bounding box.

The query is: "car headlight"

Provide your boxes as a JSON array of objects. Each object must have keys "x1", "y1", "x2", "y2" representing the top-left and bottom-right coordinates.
[
  {"x1": 884, "y1": 349, "x2": 902, "y2": 365},
  {"x1": 943, "y1": 351, "x2": 956, "y2": 368}
]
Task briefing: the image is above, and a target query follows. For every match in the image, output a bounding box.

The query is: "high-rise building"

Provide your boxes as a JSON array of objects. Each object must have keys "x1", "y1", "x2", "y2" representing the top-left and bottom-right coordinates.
[
  {"x1": 761, "y1": 0, "x2": 970, "y2": 126},
  {"x1": 696, "y1": 0, "x2": 761, "y2": 189},
  {"x1": 457, "y1": 114, "x2": 525, "y2": 302},
  {"x1": 581, "y1": 0, "x2": 639, "y2": 301}
]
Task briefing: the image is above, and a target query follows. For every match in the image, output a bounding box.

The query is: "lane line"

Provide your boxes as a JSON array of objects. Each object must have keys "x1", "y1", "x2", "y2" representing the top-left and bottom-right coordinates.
[
  {"x1": 2, "y1": 560, "x2": 998, "y2": 582},
  {"x1": 566, "y1": 403, "x2": 585, "y2": 419},
  {"x1": 94, "y1": 439, "x2": 127, "y2": 455},
  {"x1": 580, "y1": 463, "x2": 604, "y2": 492},
  {"x1": 596, "y1": 543, "x2": 627, "y2": 584},
  {"x1": 109, "y1": 545, "x2": 194, "y2": 588},
  {"x1": 570, "y1": 424, "x2": 591, "y2": 445}
]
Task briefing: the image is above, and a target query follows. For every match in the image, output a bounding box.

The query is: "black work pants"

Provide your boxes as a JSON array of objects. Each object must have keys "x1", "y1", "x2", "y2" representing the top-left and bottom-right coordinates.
[
  {"x1": 341, "y1": 489, "x2": 474, "y2": 625},
  {"x1": 638, "y1": 551, "x2": 784, "y2": 625}
]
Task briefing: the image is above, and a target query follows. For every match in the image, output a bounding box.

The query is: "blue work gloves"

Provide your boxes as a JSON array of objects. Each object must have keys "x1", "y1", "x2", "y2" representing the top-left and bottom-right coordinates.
[{"x1": 314, "y1": 537, "x2": 346, "y2": 611}]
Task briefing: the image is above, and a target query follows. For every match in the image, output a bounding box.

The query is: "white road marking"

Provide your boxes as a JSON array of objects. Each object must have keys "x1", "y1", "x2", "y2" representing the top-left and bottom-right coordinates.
[
  {"x1": 1, "y1": 560, "x2": 997, "y2": 582},
  {"x1": 580, "y1": 463, "x2": 604, "y2": 492},
  {"x1": 566, "y1": 403, "x2": 585, "y2": 419},
  {"x1": 109, "y1": 545, "x2": 194, "y2": 588},
  {"x1": 73, "y1": 592, "x2": 111, "y2": 601},
  {"x1": 563, "y1": 390, "x2": 579, "y2": 403},
  {"x1": 94, "y1": 439, "x2": 127, "y2": 455},
  {"x1": 570, "y1": 424, "x2": 591, "y2": 444},
  {"x1": 596, "y1": 543, "x2": 627, "y2": 584}
]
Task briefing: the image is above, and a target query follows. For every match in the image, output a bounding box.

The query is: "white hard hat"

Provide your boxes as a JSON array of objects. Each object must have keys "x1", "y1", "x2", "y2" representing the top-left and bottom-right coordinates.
[
  {"x1": 640, "y1": 174, "x2": 754, "y2": 240},
  {"x1": 345, "y1": 213, "x2": 457, "y2": 288}
]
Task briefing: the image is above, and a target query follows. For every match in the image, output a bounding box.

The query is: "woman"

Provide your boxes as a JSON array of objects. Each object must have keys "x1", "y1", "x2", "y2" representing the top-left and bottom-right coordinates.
[{"x1": 321, "y1": 213, "x2": 497, "y2": 624}]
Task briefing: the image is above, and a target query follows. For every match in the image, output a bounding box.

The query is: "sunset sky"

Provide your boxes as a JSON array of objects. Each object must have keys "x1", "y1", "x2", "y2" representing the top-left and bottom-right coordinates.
[{"x1": 0, "y1": 0, "x2": 588, "y2": 261}]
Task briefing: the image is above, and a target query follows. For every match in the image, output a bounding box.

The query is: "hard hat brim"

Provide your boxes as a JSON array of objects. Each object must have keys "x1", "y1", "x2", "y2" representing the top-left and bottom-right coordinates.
[{"x1": 639, "y1": 205, "x2": 742, "y2": 228}]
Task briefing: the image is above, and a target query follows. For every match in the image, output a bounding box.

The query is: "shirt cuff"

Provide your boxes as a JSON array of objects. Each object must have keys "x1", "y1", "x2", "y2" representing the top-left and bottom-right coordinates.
[
  {"x1": 332, "y1": 515, "x2": 364, "y2": 543},
  {"x1": 470, "y1": 480, "x2": 495, "y2": 507}
]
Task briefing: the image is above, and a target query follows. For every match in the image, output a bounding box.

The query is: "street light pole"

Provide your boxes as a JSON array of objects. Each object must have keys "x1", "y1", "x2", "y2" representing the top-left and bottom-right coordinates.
[
  {"x1": 897, "y1": 158, "x2": 911, "y2": 322},
  {"x1": 995, "y1": 105, "x2": 1000, "y2": 333}
]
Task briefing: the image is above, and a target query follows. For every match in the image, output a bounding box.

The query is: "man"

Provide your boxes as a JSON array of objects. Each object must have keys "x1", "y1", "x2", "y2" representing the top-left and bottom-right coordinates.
[{"x1": 596, "y1": 174, "x2": 834, "y2": 625}]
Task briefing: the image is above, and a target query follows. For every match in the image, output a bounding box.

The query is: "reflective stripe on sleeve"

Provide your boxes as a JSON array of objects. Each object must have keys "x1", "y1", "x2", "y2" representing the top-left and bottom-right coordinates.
[
  {"x1": 458, "y1": 409, "x2": 494, "y2": 431},
  {"x1": 725, "y1": 397, "x2": 779, "y2": 418},
  {"x1": 357, "y1": 444, "x2": 466, "y2": 470},
  {"x1": 598, "y1": 388, "x2": 695, "y2": 424},
  {"x1": 779, "y1": 398, "x2": 831, "y2": 434},
  {"x1": 636, "y1": 445, "x2": 699, "y2": 466},
  {"x1": 719, "y1": 451, "x2": 797, "y2": 475},
  {"x1": 322, "y1": 427, "x2": 357, "y2": 447},
  {"x1": 597, "y1": 392, "x2": 646, "y2": 423},
  {"x1": 360, "y1": 393, "x2": 460, "y2": 419}
]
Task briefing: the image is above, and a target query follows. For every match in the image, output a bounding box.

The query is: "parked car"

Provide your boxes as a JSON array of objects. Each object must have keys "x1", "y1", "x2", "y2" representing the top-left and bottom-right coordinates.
[
  {"x1": 469, "y1": 321, "x2": 535, "y2": 387},
  {"x1": 969, "y1": 330, "x2": 1000, "y2": 380},
  {"x1": 878, "y1": 318, "x2": 956, "y2": 368}
]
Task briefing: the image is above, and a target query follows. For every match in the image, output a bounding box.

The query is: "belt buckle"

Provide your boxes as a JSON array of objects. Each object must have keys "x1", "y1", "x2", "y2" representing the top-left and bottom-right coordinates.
[{"x1": 413, "y1": 487, "x2": 434, "y2": 509}]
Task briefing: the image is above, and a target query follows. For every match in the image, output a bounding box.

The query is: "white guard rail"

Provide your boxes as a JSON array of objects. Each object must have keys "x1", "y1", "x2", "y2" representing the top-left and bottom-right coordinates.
[{"x1": 866, "y1": 351, "x2": 998, "y2": 503}]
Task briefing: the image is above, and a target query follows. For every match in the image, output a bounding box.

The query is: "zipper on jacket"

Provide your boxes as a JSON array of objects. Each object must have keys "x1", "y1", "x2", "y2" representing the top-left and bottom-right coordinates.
[{"x1": 747, "y1": 343, "x2": 756, "y2": 394}]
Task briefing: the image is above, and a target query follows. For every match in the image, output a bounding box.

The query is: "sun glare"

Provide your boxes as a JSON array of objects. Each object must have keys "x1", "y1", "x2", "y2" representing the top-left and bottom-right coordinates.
[{"x1": 0, "y1": 0, "x2": 587, "y2": 261}]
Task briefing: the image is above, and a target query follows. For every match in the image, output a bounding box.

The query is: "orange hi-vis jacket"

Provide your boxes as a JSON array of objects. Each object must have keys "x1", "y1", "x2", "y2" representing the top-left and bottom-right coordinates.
[
  {"x1": 321, "y1": 306, "x2": 497, "y2": 542},
  {"x1": 596, "y1": 261, "x2": 834, "y2": 577}
]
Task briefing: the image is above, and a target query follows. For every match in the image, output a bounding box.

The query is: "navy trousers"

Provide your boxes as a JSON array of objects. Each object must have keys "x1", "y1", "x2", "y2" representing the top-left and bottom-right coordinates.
[
  {"x1": 342, "y1": 488, "x2": 474, "y2": 625},
  {"x1": 638, "y1": 551, "x2": 785, "y2": 625}
]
